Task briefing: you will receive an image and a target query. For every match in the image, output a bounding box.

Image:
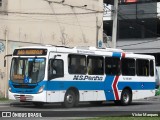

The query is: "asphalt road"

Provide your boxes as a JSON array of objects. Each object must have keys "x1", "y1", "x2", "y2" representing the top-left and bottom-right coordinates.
[{"x1": 0, "y1": 96, "x2": 160, "y2": 119}]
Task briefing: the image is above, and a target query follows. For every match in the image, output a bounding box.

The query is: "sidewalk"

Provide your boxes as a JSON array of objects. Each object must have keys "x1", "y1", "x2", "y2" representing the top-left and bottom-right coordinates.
[{"x1": 144, "y1": 95, "x2": 160, "y2": 101}]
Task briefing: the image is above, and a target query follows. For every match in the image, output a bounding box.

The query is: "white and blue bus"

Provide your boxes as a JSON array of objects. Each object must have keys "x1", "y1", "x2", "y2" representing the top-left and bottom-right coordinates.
[{"x1": 8, "y1": 45, "x2": 156, "y2": 108}]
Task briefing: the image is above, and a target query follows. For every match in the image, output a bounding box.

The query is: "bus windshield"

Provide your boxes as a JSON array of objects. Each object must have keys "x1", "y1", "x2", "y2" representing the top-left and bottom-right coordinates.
[{"x1": 10, "y1": 57, "x2": 46, "y2": 84}]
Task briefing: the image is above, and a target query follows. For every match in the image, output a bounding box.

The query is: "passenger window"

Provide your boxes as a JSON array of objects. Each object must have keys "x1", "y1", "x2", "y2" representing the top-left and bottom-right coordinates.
[
  {"x1": 105, "y1": 57, "x2": 120, "y2": 75},
  {"x1": 122, "y1": 58, "x2": 135, "y2": 76},
  {"x1": 48, "y1": 59, "x2": 64, "y2": 80},
  {"x1": 150, "y1": 60, "x2": 154, "y2": 76},
  {"x1": 87, "y1": 56, "x2": 104, "y2": 75},
  {"x1": 68, "y1": 54, "x2": 86, "y2": 74},
  {"x1": 136, "y1": 59, "x2": 149, "y2": 76}
]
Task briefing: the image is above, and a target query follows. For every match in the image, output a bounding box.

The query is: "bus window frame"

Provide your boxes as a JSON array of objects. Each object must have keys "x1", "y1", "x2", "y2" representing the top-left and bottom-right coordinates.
[
  {"x1": 150, "y1": 60, "x2": 154, "y2": 77},
  {"x1": 87, "y1": 55, "x2": 104, "y2": 75},
  {"x1": 48, "y1": 59, "x2": 64, "y2": 80},
  {"x1": 121, "y1": 58, "x2": 136, "y2": 76},
  {"x1": 68, "y1": 54, "x2": 87, "y2": 75},
  {"x1": 105, "y1": 57, "x2": 121, "y2": 76},
  {"x1": 136, "y1": 59, "x2": 149, "y2": 76}
]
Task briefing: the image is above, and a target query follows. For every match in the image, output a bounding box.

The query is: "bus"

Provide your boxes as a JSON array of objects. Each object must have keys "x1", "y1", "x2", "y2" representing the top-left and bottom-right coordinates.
[{"x1": 8, "y1": 45, "x2": 156, "y2": 108}]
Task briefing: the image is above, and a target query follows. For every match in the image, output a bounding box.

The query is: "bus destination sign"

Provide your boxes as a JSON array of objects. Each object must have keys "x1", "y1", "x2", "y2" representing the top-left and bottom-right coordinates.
[{"x1": 13, "y1": 49, "x2": 47, "y2": 56}]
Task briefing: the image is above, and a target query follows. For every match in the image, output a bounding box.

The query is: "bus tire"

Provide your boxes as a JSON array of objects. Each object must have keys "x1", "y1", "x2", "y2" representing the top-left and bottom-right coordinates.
[
  {"x1": 120, "y1": 89, "x2": 132, "y2": 106},
  {"x1": 62, "y1": 90, "x2": 76, "y2": 108},
  {"x1": 33, "y1": 102, "x2": 44, "y2": 107}
]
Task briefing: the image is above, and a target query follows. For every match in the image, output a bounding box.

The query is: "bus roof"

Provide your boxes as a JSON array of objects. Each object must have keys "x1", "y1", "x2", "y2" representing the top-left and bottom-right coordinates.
[{"x1": 14, "y1": 45, "x2": 155, "y2": 60}]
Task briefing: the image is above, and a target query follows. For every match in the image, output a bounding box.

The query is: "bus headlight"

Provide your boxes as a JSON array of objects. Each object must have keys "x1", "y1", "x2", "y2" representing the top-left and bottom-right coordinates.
[
  {"x1": 38, "y1": 86, "x2": 44, "y2": 93},
  {"x1": 8, "y1": 87, "x2": 12, "y2": 92}
]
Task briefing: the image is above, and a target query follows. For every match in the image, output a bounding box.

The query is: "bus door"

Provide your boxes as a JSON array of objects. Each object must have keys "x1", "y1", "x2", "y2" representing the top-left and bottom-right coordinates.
[{"x1": 46, "y1": 52, "x2": 65, "y2": 102}]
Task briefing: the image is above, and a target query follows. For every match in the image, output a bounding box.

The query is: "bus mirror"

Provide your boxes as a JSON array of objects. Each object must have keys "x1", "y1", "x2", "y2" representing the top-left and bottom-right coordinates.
[
  {"x1": 54, "y1": 54, "x2": 61, "y2": 59},
  {"x1": 4, "y1": 60, "x2": 6, "y2": 67},
  {"x1": 4, "y1": 54, "x2": 12, "y2": 67}
]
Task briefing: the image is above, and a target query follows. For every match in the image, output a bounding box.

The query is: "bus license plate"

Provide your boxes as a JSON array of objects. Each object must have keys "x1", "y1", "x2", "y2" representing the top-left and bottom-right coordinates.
[{"x1": 20, "y1": 95, "x2": 26, "y2": 101}]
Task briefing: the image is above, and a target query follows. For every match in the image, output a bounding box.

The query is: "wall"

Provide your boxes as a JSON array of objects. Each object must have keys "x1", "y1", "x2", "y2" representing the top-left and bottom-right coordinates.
[{"x1": 0, "y1": 0, "x2": 103, "y2": 97}]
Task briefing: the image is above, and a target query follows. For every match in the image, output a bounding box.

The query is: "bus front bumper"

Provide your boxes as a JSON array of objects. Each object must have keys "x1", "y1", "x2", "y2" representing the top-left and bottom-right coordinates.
[{"x1": 8, "y1": 91, "x2": 47, "y2": 102}]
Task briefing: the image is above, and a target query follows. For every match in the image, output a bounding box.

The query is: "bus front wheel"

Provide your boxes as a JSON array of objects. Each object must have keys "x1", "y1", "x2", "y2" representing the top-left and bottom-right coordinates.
[
  {"x1": 120, "y1": 89, "x2": 132, "y2": 106},
  {"x1": 62, "y1": 90, "x2": 76, "y2": 108}
]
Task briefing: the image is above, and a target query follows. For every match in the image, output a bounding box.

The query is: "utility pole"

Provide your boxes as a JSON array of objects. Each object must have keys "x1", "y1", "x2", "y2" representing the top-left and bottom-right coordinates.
[
  {"x1": 112, "y1": 0, "x2": 118, "y2": 48},
  {"x1": 96, "y1": 17, "x2": 98, "y2": 48},
  {"x1": 4, "y1": 29, "x2": 8, "y2": 98}
]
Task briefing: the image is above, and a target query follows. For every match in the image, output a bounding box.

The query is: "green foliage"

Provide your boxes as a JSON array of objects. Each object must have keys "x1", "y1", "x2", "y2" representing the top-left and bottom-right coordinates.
[
  {"x1": 0, "y1": 97, "x2": 8, "y2": 101},
  {"x1": 81, "y1": 117, "x2": 160, "y2": 120},
  {"x1": 155, "y1": 87, "x2": 160, "y2": 96}
]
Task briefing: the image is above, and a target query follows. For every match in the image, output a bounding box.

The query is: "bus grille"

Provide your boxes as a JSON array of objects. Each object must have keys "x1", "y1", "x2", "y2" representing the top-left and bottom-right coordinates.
[
  {"x1": 13, "y1": 85, "x2": 36, "y2": 89},
  {"x1": 14, "y1": 95, "x2": 33, "y2": 101}
]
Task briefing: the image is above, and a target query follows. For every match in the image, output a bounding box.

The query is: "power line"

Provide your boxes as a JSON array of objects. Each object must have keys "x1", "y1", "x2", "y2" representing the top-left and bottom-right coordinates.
[
  {"x1": 0, "y1": 10, "x2": 103, "y2": 16},
  {"x1": 0, "y1": 11, "x2": 99, "y2": 31},
  {"x1": 43, "y1": 0, "x2": 102, "y2": 12}
]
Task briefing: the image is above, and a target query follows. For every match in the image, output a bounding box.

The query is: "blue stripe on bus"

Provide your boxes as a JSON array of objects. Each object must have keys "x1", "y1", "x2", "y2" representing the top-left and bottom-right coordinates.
[
  {"x1": 45, "y1": 81, "x2": 155, "y2": 91},
  {"x1": 112, "y1": 52, "x2": 121, "y2": 58},
  {"x1": 118, "y1": 82, "x2": 156, "y2": 90},
  {"x1": 104, "y1": 76, "x2": 115, "y2": 100},
  {"x1": 9, "y1": 80, "x2": 155, "y2": 100},
  {"x1": 57, "y1": 81, "x2": 154, "y2": 91}
]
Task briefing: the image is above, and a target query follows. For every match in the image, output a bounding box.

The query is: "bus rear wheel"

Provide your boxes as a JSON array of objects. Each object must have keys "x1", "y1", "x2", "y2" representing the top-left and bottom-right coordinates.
[
  {"x1": 62, "y1": 90, "x2": 76, "y2": 108},
  {"x1": 120, "y1": 89, "x2": 132, "y2": 106}
]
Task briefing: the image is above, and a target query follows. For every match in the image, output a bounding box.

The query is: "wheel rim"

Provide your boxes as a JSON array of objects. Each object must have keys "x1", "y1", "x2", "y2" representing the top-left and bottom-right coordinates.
[
  {"x1": 66, "y1": 94, "x2": 74, "y2": 103},
  {"x1": 123, "y1": 92, "x2": 129, "y2": 103}
]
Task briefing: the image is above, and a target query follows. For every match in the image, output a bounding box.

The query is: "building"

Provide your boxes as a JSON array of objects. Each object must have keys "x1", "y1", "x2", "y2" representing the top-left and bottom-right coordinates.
[
  {"x1": 103, "y1": 0, "x2": 160, "y2": 86},
  {"x1": 104, "y1": 0, "x2": 160, "y2": 51},
  {"x1": 0, "y1": 0, "x2": 103, "y2": 97},
  {"x1": 104, "y1": 0, "x2": 160, "y2": 54}
]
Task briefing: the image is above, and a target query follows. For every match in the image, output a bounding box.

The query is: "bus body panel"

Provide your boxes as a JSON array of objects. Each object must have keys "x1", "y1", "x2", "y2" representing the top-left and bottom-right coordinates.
[
  {"x1": 8, "y1": 91, "x2": 47, "y2": 102},
  {"x1": 8, "y1": 46, "x2": 156, "y2": 105}
]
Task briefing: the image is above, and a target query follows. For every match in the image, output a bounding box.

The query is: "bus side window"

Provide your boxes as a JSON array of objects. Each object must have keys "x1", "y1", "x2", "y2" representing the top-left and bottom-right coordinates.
[
  {"x1": 150, "y1": 60, "x2": 154, "y2": 76},
  {"x1": 68, "y1": 54, "x2": 86, "y2": 74},
  {"x1": 121, "y1": 58, "x2": 135, "y2": 76},
  {"x1": 105, "y1": 57, "x2": 120, "y2": 75},
  {"x1": 136, "y1": 59, "x2": 149, "y2": 76},
  {"x1": 87, "y1": 56, "x2": 104, "y2": 75},
  {"x1": 48, "y1": 59, "x2": 64, "y2": 80}
]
